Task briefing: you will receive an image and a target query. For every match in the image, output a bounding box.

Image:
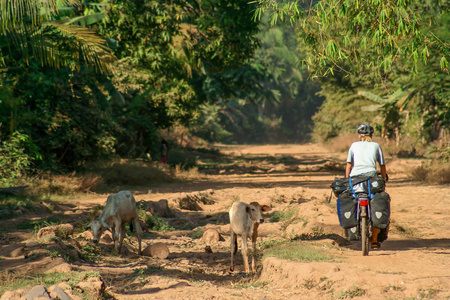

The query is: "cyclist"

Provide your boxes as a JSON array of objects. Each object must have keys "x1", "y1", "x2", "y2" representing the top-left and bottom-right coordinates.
[{"x1": 345, "y1": 124, "x2": 388, "y2": 249}]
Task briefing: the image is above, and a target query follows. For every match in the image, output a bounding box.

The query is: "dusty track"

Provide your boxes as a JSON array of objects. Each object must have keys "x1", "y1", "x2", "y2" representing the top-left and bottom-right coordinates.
[{"x1": 1, "y1": 143, "x2": 449, "y2": 299}]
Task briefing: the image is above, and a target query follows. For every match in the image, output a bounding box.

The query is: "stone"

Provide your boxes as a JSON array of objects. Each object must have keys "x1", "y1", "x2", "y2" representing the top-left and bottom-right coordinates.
[
  {"x1": 142, "y1": 242, "x2": 170, "y2": 259},
  {"x1": 37, "y1": 227, "x2": 56, "y2": 239},
  {"x1": 25, "y1": 239, "x2": 38, "y2": 247},
  {"x1": 45, "y1": 262, "x2": 72, "y2": 273},
  {"x1": 138, "y1": 199, "x2": 172, "y2": 217},
  {"x1": 22, "y1": 285, "x2": 50, "y2": 300},
  {"x1": 202, "y1": 228, "x2": 224, "y2": 244},
  {"x1": 9, "y1": 247, "x2": 24, "y2": 258},
  {"x1": 78, "y1": 231, "x2": 94, "y2": 240},
  {"x1": 77, "y1": 277, "x2": 105, "y2": 296},
  {"x1": 48, "y1": 285, "x2": 73, "y2": 300},
  {"x1": 37, "y1": 224, "x2": 74, "y2": 239},
  {"x1": 54, "y1": 224, "x2": 74, "y2": 238}
]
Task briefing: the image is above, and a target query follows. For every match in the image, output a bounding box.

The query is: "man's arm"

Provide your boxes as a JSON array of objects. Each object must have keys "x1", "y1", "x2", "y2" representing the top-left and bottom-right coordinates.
[
  {"x1": 345, "y1": 162, "x2": 353, "y2": 178},
  {"x1": 380, "y1": 164, "x2": 387, "y2": 181}
]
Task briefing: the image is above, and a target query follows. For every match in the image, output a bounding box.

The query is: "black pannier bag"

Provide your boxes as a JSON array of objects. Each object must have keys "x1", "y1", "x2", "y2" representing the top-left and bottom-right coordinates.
[
  {"x1": 368, "y1": 176, "x2": 385, "y2": 194},
  {"x1": 337, "y1": 192, "x2": 358, "y2": 228},
  {"x1": 331, "y1": 177, "x2": 350, "y2": 196},
  {"x1": 346, "y1": 226, "x2": 360, "y2": 240},
  {"x1": 370, "y1": 192, "x2": 390, "y2": 228},
  {"x1": 331, "y1": 175, "x2": 372, "y2": 196}
]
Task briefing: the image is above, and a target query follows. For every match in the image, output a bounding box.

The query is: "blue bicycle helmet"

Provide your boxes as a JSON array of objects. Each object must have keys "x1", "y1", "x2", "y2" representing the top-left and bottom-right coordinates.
[{"x1": 357, "y1": 124, "x2": 374, "y2": 136}]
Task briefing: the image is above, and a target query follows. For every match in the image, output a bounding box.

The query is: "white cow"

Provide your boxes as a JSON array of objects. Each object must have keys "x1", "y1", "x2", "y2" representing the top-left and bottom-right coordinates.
[
  {"x1": 87, "y1": 190, "x2": 142, "y2": 254},
  {"x1": 229, "y1": 201, "x2": 270, "y2": 273}
]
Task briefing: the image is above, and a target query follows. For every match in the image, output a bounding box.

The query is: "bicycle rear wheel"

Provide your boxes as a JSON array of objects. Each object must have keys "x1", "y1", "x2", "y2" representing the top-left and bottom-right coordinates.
[{"x1": 360, "y1": 210, "x2": 369, "y2": 256}]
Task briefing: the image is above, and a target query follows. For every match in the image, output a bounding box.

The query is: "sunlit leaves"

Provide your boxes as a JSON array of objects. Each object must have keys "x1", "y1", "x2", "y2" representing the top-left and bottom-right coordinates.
[
  {"x1": 254, "y1": 0, "x2": 449, "y2": 77},
  {"x1": 0, "y1": 0, "x2": 115, "y2": 74}
]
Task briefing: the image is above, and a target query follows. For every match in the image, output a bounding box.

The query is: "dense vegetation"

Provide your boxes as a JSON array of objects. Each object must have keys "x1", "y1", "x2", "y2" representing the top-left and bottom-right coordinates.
[
  {"x1": 0, "y1": 0, "x2": 448, "y2": 185},
  {"x1": 257, "y1": 0, "x2": 449, "y2": 149}
]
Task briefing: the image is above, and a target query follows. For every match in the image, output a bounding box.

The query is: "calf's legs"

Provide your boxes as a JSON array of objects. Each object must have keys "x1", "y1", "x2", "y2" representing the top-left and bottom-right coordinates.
[
  {"x1": 251, "y1": 224, "x2": 259, "y2": 272},
  {"x1": 241, "y1": 236, "x2": 250, "y2": 273},
  {"x1": 132, "y1": 217, "x2": 143, "y2": 255},
  {"x1": 230, "y1": 231, "x2": 237, "y2": 271}
]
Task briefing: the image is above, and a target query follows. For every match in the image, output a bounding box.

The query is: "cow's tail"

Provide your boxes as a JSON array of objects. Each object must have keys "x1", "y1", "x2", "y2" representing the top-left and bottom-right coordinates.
[
  {"x1": 233, "y1": 234, "x2": 238, "y2": 254},
  {"x1": 129, "y1": 221, "x2": 134, "y2": 232}
]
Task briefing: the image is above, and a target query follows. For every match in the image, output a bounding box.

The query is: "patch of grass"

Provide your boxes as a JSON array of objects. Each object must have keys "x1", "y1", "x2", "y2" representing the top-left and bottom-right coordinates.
[
  {"x1": 293, "y1": 226, "x2": 329, "y2": 241},
  {"x1": 417, "y1": 288, "x2": 441, "y2": 299},
  {"x1": 232, "y1": 280, "x2": 269, "y2": 289},
  {"x1": 197, "y1": 192, "x2": 215, "y2": 205},
  {"x1": 16, "y1": 216, "x2": 62, "y2": 231},
  {"x1": 72, "y1": 241, "x2": 104, "y2": 263},
  {"x1": 138, "y1": 209, "x2": 174, "y2": 232},
  {"x1": 383, "y1": 285, "x2": 406, "y2": 292},
  {"x1": 411, "y1": 163, "x2": 450, "y2": 184},
  {"x1": 0, "y1": 194, "x2": 36, "y2": 220},
  {"x1": 376, "y1": 270, "x2": 406, "y2": 275},
  {"x1": 30, "y1": 173, "x2": 102, "y2": 195},
  {"x1": 269, "y1": 207, "x2": 306, "y2": 230},
  {"x1": 336, "y1": 285, "x2": 366, "y2": 299},
  {"x1": 390, "y1": 221, "x2": 419, "y2": 238},
  {"x1": 318, "y1": 279, "x2": 334, "y2": 291},
  {"x1": 132, "y1": 266, "x2": 161, "y2": 280},
  {"x1": 100, "y1": 161, "x2": 174, "y2": 186},
  {"x1": 258, "y1": 239, "x2": 285, "y2": 250},
  {"x1": 263, "y1": 240, "x2": 333, "y2": 262},
  {"x1": 190, "y1": 228, "x2": 204, "y2": 239},
  {"x1": 303, "y1": 278, "x2": 317, "y2": 290},
  {"x1": 0, "y1": 270, "x2": 100, "y2": 296}
]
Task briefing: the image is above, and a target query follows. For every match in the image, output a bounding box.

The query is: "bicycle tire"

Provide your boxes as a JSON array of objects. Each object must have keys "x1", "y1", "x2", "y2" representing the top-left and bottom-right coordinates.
[{"x1": 361, "y1": 210, "x2": 369, "y2": 256}]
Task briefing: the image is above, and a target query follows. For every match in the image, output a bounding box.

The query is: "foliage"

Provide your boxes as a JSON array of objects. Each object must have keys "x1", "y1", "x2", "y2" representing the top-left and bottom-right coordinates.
[
  {"x1": 138, "y1": 209, "x2": 174, "y2": 232},
  {"x1": 0, "y1": 0, "x2": 114, "y2": 74},
  {"x1": 191, "y1": 18, "x2": 324, "y2": 143},
  {"x1": 255, "y1": 0, "x2": 449, "y2": 76},
  {"x1": 0, "y1": 132, "x2": 38, "y2": 185},
  {"x1": 1, "y1": 64, "x2": 117, "y2": 171},
  {"x1": 254, "y1": 0, "x2": 449, "y2": 148}
]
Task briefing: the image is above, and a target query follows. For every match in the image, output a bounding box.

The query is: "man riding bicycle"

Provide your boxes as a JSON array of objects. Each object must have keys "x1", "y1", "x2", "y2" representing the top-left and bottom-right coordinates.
[{"x1": 345, "y1": 124, "x2": 388, "y2": 249}]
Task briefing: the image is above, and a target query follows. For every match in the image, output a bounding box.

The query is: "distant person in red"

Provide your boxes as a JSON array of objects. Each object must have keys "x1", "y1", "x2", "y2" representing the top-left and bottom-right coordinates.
[{"x1": 160, "y1": 139, "x2": 169, "y2": 164}]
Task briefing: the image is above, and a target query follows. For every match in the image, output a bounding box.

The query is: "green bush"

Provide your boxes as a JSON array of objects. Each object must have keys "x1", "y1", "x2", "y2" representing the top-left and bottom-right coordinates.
[
  {"x1": 0, "y1": 132, "x2": 38, "y2": 186},
  {"x1": 138, "y1": 209, "x2": 174, "y2": 232}
]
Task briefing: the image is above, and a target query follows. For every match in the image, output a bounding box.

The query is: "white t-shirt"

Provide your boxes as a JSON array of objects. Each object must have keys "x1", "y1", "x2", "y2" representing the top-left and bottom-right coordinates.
[{"x1": 346, "y1": 141, "x2": 385, "y2": 177}]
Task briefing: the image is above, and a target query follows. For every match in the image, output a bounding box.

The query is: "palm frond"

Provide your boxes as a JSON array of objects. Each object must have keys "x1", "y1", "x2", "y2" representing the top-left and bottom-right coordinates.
[
  {"x1": 395, "y1": 88, "x2": 417, "y2": 109},
  {"x1": 64, "y1": 13, "x2": 105, "y2": 26},
  {"x1": 357, "y1": 90, "x2": 388, "y2": 104},
  {"x1": 49, "y1": 23, "x2": 115, "y2": 74},
  {"x1": 361, "y1": 105, "x2": 383, "y2": 111},
  {"x1": 0, "y1": 0, "x2": 80, "y2": 30}
]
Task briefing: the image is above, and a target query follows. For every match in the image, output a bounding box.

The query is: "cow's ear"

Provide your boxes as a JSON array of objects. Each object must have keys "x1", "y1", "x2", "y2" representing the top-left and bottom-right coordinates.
[
  {"x1": 101, "y1": 220, "x2": 110, "y2": 229},
  {"x1": 86, "y1": 222, "x2": 93, "y2": 229},
  {"x1": 261, "y1": 205, "x2": 271, "y2": 212}
]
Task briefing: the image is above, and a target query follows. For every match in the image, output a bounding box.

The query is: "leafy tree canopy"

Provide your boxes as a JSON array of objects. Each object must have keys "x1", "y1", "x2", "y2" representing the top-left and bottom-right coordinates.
[{"x1": 254, "y1": 0, "x2": 449, "y2": 77}]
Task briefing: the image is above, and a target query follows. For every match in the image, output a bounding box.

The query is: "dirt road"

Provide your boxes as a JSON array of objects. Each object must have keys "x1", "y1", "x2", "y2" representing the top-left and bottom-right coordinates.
[{"x1": 1, "y1": 143, "x2": 449, "y2": 299}]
